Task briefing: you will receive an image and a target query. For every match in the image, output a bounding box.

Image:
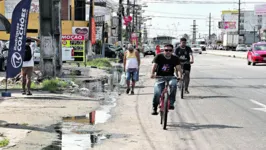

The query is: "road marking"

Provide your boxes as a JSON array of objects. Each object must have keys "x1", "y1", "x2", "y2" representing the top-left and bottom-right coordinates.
[{"x1": 250, "y1": 99, "x2": 266, "y2": 112}]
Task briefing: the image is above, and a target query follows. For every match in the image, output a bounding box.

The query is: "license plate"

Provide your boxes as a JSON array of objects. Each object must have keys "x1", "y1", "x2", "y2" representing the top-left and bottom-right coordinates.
[
  {"x1": 264, "y1": 58, "x2": 266, "y2": 60},
  {"x1": 148, "y1": 52, "x2": 151, "y2": 54}
]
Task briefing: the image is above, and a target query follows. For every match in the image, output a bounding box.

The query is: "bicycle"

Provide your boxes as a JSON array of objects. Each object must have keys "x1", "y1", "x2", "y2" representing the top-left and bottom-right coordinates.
[
  {"x1": 156, "y1": 76, "x2": 177, "y2": 130},
  {"x1": 179, "y1": 61, "x2": 191, "y2": 99}
]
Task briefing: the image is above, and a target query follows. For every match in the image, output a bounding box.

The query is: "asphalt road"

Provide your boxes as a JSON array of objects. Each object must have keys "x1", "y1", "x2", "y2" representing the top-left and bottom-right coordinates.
[{"x1": 96, "y1": 53, "x2": 266, "y2": 150}]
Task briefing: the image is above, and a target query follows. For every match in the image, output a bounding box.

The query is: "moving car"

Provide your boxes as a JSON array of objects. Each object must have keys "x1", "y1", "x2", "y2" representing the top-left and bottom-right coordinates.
[
  {"x1": 191, "y1": 44, "x2": 202, "y2": 54},
  {"x1": 143, "y1": 45, "x2": 155, "y2": 57},
  {"x1": 247, "y1": 42, "x2": 266, "y2": 66},
  {"x1": 236, "y1": 44, "x2": 247, "y2": 51}
]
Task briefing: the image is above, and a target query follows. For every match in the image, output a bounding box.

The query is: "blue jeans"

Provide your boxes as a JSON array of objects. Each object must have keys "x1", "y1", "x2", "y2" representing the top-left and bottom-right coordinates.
[
  {"x1": 153, "y1": 78, "x2": 177, "y2": 108},
  {"x1": 126, "y1": 68, "x2": 138, "y2": 81}
]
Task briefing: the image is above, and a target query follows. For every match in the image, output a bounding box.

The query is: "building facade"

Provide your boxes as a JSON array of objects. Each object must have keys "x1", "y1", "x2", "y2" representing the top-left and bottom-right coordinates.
[{"x1": 0, "y1": 0, "x2": 115, "y2": 42}]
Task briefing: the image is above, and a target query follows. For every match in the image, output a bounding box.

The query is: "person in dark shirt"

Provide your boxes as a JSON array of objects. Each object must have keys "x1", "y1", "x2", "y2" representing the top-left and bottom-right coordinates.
[
  {"x1": 150, "y1": 44, "x2": 182, "y2": 115},
  {"x1": 175, "y1": 37, "x2": 194, "y2": 94}
]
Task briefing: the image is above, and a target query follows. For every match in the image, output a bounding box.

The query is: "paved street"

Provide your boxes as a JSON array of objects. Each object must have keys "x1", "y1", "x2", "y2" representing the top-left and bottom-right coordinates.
[
  {"x1": 96, "y1": 53, "x2": 266, "y2": 150},
  {"x1": 206, "y1": 50, "x2": 247, "y2": 59}
]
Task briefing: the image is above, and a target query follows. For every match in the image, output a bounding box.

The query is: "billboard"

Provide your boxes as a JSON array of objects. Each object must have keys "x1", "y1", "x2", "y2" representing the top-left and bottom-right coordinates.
[
  {"x1": 218, "y1": 21, "x2": 236, "y2": 29},
  {"x1": 4, "y1": 0, "x2": 39, "y2": 19},
  {"x1": 255, "y1": 4, "x2": 266, "y2": 15}
]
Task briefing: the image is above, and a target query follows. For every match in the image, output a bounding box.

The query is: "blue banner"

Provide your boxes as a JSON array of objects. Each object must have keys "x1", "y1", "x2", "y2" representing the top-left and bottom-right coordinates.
[{"x1": 6, "y1": 0, "x2": 32, "y2": 78}]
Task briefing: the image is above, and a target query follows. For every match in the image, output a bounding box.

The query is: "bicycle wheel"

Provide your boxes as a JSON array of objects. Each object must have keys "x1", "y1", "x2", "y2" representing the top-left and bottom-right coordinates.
[
  {"x1": 163, "y1": 92, "x2": 169, "y2": 130},
  {"x1": 180, "y1": 80, "x2": 184, "y2": 99}
]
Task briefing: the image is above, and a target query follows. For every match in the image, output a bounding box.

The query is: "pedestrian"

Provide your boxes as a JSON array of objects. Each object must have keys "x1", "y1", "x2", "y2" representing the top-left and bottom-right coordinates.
[
  {"x1": 21, "y1": 39, "x2": 34, "y2": 95},
  {"x1": 156, "y1": 45, "x2": 160, "y2": 55},
  {"x1": 123, "y1": 44, "x2": 140, "y2": 95}
]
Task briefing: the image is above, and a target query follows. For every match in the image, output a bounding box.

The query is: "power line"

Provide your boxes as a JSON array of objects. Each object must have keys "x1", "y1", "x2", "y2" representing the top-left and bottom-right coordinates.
[
  {"x1": 144, "y1": 10, "x2": 220, "y2": 17},
  {"x1": 142, "y1": 0, "x2": 265, "y2": 4},
  {"x1": 143, "y1": 15, "x2": 221, "y2": 20},
  {"x1": 146, "y1": 28, "x2": 210, "y2": 31}
]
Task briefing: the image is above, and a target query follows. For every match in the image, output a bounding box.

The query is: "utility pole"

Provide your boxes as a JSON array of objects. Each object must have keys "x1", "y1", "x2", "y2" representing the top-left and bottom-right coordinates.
[
  {"x1": 39, "y1": 0, "x2": 62, "y2": 77},
  {"x1": 126, "y1": 0, "x2": 130, "y2": 41},
  {"x1": 209, "y1": 13, "x2": 211, "y2": 42},
  {"x1": 191, "y1": 20, "x2": 197, "y2": 44},
  {"x1": 118, "y1": 0, "x2": 123, "y2": 45},
  {"x1": 238, "y1": 0, "x2": 241, "y2": 35},
  {"x1": 254, "y1": 26, "x2": 256, "y2": 43},
  {"x1": 88, "y1": 0, "x2": 94, "y2": 60},
  {"x1": 132, "y1": 0, "x2": 136, "y2": 32}
]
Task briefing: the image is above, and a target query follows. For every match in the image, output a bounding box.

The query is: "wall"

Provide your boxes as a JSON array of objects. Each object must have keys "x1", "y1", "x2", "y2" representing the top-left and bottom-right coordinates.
[{"x1": 0, "y1": 0, "x2": 88, "y2": 41}]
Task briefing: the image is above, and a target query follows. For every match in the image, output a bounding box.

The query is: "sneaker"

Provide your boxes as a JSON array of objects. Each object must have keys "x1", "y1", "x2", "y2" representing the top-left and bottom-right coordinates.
[
  {"x1": 26, "y1": 91, "x2": 32, "y2": 96},
  {"x1": 151, "y1": 108, "x2": 158, "y2": 115},
  {"x1": 22, "y1": 91, "x2": 26, "y2": 95},
  {"x1": 131, "y1": 91, "x2": 134, "y2": 95},
  {"x1": 169, "y1": 106, "x2": 175, "y2": 110},
  {"x1": 126, "y1": 88, "x2": 130, "y2": 94},
  {"x1": 185, "y1": 90, "x2": 190, "y2": 94}
]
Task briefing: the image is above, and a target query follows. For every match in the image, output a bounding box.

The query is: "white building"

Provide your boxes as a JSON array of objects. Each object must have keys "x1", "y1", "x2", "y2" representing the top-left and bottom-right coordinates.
[{"x1": 240, "y1": 10, "x2": 266, "y2": 32}]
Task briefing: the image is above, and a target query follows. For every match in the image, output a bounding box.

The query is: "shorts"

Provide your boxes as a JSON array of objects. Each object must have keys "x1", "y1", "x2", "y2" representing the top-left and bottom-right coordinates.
[
  {"x1": 126, "y1": 68, "x2": 138, "y2": 81},
  {"x1": 182, "y1": 64, "x2": 191, "y2": 71},
  {"x1": 21, "y1": 67, "x2": 33, "y2": 79}
]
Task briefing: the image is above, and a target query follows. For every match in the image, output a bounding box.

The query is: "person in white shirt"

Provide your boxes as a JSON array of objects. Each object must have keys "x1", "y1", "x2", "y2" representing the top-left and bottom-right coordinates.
[{"x1": 21, "y1": 39, "x2": 34, "y2": 95}]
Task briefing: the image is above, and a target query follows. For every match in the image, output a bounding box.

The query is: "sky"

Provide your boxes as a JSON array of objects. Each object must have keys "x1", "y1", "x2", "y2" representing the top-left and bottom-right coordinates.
[{"x1": 137, "y1": 0, "x2": 262, "y2": 38}]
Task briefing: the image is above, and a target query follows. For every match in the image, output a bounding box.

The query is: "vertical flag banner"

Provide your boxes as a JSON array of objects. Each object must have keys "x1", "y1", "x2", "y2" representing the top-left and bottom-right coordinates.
[
  {"x1": 91, "y1": 18, "x2": 96, "y2": 45},
  {"x1": 7, "y1": 0, "x2": 32, "y2": 78}
]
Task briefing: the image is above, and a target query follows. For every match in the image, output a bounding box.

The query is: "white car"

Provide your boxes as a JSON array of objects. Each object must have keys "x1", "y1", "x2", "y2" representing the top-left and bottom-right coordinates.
[
  {"x1": 191, "y1": 44, "x2": 202, "y2": 54},
  {"x1": 236, "y1": 44, "x2": 247, "y2": 51}
]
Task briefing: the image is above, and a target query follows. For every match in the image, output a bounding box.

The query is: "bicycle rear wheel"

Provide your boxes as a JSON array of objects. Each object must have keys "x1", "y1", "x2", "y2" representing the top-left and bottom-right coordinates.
[
  {"x1": 180, "y1": 80, "x2": 184, "y2": 99},
  {"x1": 163, "y1": 92, "x2": 169, "y2": 130}
]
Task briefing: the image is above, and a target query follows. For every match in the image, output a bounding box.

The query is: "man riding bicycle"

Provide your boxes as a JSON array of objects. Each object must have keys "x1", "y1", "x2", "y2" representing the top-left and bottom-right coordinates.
[
  {"x1": 150, "y1": 44, "x2": 182, "y2": 115},
  {"x1": 175, "y1": 37, "x2": 194, "y2": 94}
]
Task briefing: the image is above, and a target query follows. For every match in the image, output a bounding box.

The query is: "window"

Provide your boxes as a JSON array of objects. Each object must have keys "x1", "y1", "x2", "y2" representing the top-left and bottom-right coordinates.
[{"x1": 254, "y1": 44, "x2": 266, "y2": 50}]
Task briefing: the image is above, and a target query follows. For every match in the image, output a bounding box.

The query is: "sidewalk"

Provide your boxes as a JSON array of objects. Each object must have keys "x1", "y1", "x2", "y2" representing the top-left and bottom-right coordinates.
[
  {"x1": 206, "y1": 50, "x2": 247, "y2": 59},
  {"x1": 0, "y1": 91, "x2": 100, "y2": 150}
]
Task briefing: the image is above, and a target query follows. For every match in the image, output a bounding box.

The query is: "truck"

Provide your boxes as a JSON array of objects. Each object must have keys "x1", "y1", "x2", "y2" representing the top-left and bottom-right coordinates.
[
  {"x1": 196, "y1": 39, "x2": 207, "y2": 51},
  {"x1": 223, "y1": 33, "x2": 239, "y2": 50}
]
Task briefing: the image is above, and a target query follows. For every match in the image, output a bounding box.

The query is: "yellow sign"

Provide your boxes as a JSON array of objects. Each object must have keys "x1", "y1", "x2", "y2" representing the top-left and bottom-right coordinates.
[{"x1": 222, "y1": 10, "x2": 238, "y2": 15}]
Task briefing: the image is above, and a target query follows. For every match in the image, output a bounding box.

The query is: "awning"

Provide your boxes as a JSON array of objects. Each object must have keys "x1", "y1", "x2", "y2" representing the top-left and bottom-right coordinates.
[{"x1": 0, "y1": 13, "x2": 11, "y2": 33}]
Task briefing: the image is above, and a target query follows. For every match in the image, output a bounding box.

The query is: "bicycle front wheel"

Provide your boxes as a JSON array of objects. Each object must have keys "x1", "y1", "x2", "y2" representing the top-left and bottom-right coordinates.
[{"x1": 163, "y1": 92, "x2": 169, "y2": 130}]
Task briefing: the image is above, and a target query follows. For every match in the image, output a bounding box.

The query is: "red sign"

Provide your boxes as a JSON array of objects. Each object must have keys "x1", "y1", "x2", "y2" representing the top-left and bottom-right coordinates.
[
  {"x1": 123, "y1": 16, "x2": 132, "y2": 26},
  {"x1": 91, "y1": 18, "x2": 96, "y2": 45},
  {"x1": 224, "y1": 22, "x2": 236, "y2": 29},
  {"x1": 62, "y1": 35, "x2": 85, "y2": 40}
]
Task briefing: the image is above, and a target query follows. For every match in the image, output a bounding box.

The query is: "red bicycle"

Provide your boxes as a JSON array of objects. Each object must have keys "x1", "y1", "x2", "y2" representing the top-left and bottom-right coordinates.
[{"x1": 156, "y1": 76, "x2": 177, "y2": 130}]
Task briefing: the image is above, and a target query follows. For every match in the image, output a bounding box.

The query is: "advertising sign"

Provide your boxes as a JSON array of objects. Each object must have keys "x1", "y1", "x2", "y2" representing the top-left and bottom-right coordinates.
[
  {"x1": 223, "y1": 22, "x2": 236, "y2": 29},
  {"x1": 72, "y1": 27, "x2": 89, "y2": 40},
  {"x1": 96, "y1": 26, "x2": 102, "y2": 40},
  {"x1": 255, "y1": 4, "x2": 266, "y2": 15},
  {"x1": 131, "y1": 33, "x2": 138, "y2": 48},
  {"x1": 6, "y1": 0, "x2": 32, "y2": 78},
  {"x1": 62, "y1": 35, "x2": 85, "y2": 62}
]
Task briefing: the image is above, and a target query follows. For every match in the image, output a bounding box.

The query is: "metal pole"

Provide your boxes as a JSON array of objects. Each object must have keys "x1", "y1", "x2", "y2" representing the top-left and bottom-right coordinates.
[
  {"x1": 254, "y1": 26, "x2": 256, "y2": 43},
  {"x1": 238, "y1": 0, "x2": 241, "y2": 35},
  {"x1": 209, "y1": 13, "x2": 211, "y2": 42}
]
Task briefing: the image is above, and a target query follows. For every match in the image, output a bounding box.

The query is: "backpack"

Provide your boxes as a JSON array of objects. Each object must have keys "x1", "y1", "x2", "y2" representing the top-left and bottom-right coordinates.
[{"x1": 24, "y1": 45, "x2": 32, "y2": 61}]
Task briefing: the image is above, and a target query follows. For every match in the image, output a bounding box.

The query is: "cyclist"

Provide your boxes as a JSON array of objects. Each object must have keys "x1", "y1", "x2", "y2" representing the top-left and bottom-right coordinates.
[
  {"x1": 175, "y1": 37, "x2": 194, "y2": 94},
  {"x1": 150, "y1": 44, "x2": 182, "y2": 115}
]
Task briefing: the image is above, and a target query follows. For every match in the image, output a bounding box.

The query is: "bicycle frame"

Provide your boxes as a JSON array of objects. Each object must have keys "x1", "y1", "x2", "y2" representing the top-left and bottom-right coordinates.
[{"x1": 159, "y1": 81, "x2": 170, "y2": 112}]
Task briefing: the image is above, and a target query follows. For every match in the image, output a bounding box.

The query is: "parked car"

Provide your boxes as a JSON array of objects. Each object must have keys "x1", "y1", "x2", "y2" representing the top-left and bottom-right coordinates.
[
  {"x1": 247, "y1": 42, "x2": 266, "y2": 66},
  {"x1": 191, "y1": 44, "x2": 202, "y2": 54},
  {"x1": 143, "y1": 45, "x2": 155, "y2": 57},
  {"x1": 218, "y1": 45, "x2": 224, "y2": 50},
  {"x1": 236, "y1": 44, "x2": 247, "y2": 51}
]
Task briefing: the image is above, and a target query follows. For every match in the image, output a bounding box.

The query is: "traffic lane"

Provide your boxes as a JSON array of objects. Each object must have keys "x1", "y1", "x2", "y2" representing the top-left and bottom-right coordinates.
[
  {"x1": 181, "y1": 54, "x2": 266, "y2": 149},
  {"x1": 138, "y1": 54, "x2": 266, "y2": 150}
]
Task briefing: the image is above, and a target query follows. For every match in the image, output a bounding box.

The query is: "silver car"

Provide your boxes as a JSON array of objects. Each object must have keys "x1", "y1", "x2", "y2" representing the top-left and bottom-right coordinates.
[{"x1": 236, "y1": 44, "x2": 247, "y2": 51}]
